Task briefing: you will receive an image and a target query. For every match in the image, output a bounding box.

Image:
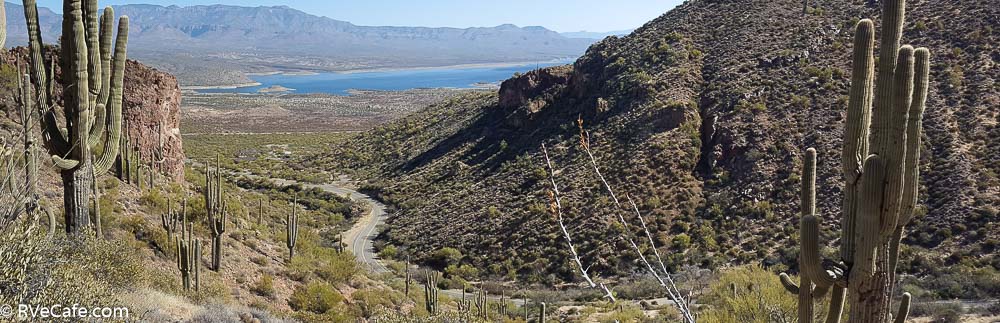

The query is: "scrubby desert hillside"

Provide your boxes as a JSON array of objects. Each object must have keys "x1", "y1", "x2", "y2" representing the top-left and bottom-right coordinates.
[{"x1": 317, "y1": 0, "x2": 999, "y2": 298}]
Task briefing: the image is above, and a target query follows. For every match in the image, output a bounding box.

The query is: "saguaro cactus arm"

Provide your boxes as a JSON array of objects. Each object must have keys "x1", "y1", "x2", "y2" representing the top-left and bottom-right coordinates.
[{"x1": 91, "y1": 14, "x2": 128, "y2": 174}]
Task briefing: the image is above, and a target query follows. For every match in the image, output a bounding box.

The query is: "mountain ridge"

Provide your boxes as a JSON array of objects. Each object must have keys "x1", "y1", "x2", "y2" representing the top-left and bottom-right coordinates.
[{"x1": 3, "y1": 2, "x2": 594, "y2": 85}]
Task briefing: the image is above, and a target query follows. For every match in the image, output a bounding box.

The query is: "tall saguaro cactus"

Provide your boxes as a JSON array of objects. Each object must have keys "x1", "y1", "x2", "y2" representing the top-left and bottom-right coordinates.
[
  {"x1": 22, "y1": 0, "x2": 129, "y2": 235},
  {"x1": 1, "y1": 1, "x2": 7, "y2": 48},
  {"x1": 205, "y1": 155, "x2": 226, "y2": 271},
  {"x1": 424, "y1": 270, "x2": 439, "y2": 315},
  {"x1": 286, "y1": 194, "x2": 299, "y2": 261},
  {"x1": 780, "y1": 0, "x2": 930, "y2": 322}
]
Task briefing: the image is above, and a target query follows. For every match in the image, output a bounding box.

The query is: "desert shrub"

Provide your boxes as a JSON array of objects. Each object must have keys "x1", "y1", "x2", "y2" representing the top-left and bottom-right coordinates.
[
  {"x1": 911, "y1": 302, "x2": 964, "y2": 322},
  {"x1": 445, "y1": 264, "x2": 479, "y2": 280},
  {"x1": 288, "y1": 281, "x2": 345, "y2": 314},
  {"x1": 251, "y1": 274, "x2": 275, "y2": 298},
  {"x1": 614, "y1": 275, "x2": 664, "y2": 299},
  {"x1": 352, "y1": 288, "x2": 409, "y2": 318},
  {"x1": 189, "y1": 303, "x2": 295, "y2": 323},
  {"x1": 378, "y1": 244, "x2": 398, "y2": 259},
  {"x1": 315, "y1": 251, "x2": 360, "y2": 285},
  {"x1": 431, "y1": 247, "x2": 463, "y2": 268},
  {"x1": 698, "y1": 265, "x2": 829, "y2": 323},
  {"x1": 0, "y1": 219, "x2": 148, "y2": 313}
]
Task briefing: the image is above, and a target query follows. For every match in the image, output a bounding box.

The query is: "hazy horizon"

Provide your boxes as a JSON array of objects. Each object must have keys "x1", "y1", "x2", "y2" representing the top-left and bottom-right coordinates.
[{"x1": 24, "y1": 0, "x2": 683, "y2": 33}]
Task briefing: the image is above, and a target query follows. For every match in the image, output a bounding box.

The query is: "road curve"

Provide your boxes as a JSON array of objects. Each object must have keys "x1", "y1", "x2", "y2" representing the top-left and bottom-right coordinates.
[
  {"x1": 230, "y1": 170, "x2": 522, "y2": 305},
  {"x1": 267, "y1": 178, "x2": 390, "y2": 274}
]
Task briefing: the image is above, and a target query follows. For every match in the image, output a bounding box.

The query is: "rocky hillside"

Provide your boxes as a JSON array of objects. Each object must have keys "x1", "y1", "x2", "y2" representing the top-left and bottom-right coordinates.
[
  {"x1": 1, "y1": 48, "x2": 185, "y2": 180},
  {"x1": 317, "y1": 0, "x2": 999, "y2": 293}
]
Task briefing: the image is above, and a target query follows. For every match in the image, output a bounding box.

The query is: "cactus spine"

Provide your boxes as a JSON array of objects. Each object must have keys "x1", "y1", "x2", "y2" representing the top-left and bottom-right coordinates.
[
  {"x1": 205, "y1": 155, "x2": 226, "y2": 271},
  {"x1": 424, "y1": 270, "x2": 439, "y2": 315},
  {"x1": 286, "y1": 194, "x2": 299, "y2": 261},
  {"x1": 22, "y1": 0, "x2": 128, "y2": 234},
  {"x1": 780, "y1": 0, "x2": 930, "y2": 322}
]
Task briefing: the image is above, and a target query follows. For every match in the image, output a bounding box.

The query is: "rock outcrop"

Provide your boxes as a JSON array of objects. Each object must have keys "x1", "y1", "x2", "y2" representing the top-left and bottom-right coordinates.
[
  {"x1": 2, "y1": 48, "x2": 185, "y2": 181},
  {"x1": 123, "y1": 60, "x2": 185, "y2": 181}
]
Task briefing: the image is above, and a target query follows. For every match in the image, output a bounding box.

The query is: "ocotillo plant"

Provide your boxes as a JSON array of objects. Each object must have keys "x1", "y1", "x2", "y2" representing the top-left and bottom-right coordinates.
[
  {"x1": 778, "y1": 0, "x2": 930, "y2": 321},
  {"x1": 22, "y1": 0, "x2": 129, "y2": 234},
  {"x1": 286, "y1": 194, "x2": 299, "y2": 261},
  {"x1": 424, "y1": 270, "x2": 439, "y2": 315}
]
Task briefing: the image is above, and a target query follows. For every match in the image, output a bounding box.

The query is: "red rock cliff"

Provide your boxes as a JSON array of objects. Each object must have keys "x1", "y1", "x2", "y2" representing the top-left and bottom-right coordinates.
[
  {"x1": 123, "y1": 60, "x2": 185, "y2": 181},
  {"x1": 2, "y1": 48, "x2": 185, "y2": 181}
]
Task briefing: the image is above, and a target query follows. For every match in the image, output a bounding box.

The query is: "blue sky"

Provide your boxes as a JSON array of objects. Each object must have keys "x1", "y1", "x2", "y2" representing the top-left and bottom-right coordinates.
[{"x1": 30, "y1": 0, "x2": 683, "y2": 32}]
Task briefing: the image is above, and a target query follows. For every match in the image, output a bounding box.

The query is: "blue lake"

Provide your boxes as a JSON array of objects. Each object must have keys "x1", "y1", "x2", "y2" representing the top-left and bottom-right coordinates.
[{"x1": 197, "y1": 61, "x2": 571, "y2": 95}]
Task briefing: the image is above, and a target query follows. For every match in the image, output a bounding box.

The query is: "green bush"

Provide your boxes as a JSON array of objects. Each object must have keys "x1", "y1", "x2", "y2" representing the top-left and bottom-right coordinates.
[
  {"x1": 251, "y1": 274, "x2": 275, "y2": 298},
  {"x1": 0, "y1": 220, "x2": 148, "y2": 312},
  {"x1": 288, "y1": 281, "x2": 345, "y2": 314},
  {"x1": 698, "y1": 265, "x2": 829, "y2": 323}
]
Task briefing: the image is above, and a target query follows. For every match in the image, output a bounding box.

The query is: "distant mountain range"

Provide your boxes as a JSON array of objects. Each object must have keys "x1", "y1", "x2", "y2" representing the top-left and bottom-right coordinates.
[
  {"x1": 3, "y1": 2, "x2": 597, "y2": 86},
  {"x1": 560, "y1": 29, "x2": 635, "y2": 39}
]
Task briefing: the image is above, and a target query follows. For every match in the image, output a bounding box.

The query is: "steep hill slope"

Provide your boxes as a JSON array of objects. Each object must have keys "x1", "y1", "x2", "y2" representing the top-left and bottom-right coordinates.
[{"x1": 318, "y1": 0, "x2": 998, "y2": 293}]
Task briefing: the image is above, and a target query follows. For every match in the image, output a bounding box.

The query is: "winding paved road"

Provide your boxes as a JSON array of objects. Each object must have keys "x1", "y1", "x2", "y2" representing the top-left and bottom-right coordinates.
[
  {"x1": 225, "y1": 169, "x2": 526, "y2": 305},
  {"x1": 266, "y1": 177, "x2": 390, "y2": 274}
]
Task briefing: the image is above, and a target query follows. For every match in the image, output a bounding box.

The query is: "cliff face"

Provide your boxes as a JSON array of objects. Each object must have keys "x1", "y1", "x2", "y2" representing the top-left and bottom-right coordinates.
[
  {"x1": 123, "y1": 60, "x2": 185, "y2": 181},
  {"x1": 1, "y1": 48, "x2": 185, "y2": 181}
]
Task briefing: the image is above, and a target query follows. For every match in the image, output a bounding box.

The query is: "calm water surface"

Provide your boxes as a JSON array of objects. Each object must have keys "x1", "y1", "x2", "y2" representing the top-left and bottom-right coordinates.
[{"x1": 197, "y1": 61, "x2": 570, "y2": 95}]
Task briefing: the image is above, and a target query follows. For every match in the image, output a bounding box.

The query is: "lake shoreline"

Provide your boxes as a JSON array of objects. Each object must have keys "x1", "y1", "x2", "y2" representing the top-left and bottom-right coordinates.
[{"x1": 182, "y1": 59, "x2": 574, "y2": 90}]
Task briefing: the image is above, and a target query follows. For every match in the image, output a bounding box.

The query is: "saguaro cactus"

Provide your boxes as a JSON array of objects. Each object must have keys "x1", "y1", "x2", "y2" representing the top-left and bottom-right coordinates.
[
  {"x1": 498, "y1": 290, "x2": 508, "y2": 317},
  {"x1": 22, "y1": 0, "x2": 129, "y2": 235},
  {"x1": 780, "y1": 0, "x2": 930, "y2": 322},
  {"x1": 1, "y1": 1, "x2": 6, "y2": 48},
  {"x1": 15, "y1": 66, "x2": 41, "y2": 220},
  {"x1": 176, "y1": 221, "x2": 200, "y2": 292},
  {"x1": 424, "y1": 270, "x2": 439, "y2": 315},
  {"x1": 475, "y1": 288, "x2": 489, "y2": 320},
  {"x1": 204, "y1": 155, "x2": 226, "y2": 271},
  {"x1": 161, "y1": 199, "x2": 180, "y2": 236},
  {"x1": 404, "y1": 257, "x2": 412, "y2": 296},
  {"x1": 286, "y1": 194, "x2": 299, "y2": 261},
  {"x1": 540, "y1": 302, "x2": 547, "y2": 323}
]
